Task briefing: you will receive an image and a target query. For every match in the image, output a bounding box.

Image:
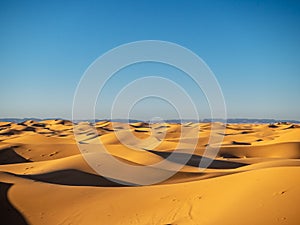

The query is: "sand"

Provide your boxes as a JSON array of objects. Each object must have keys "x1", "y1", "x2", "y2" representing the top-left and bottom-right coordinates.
[{"x1": 0, "y1": 120, "x2": 299, "y2": 225}]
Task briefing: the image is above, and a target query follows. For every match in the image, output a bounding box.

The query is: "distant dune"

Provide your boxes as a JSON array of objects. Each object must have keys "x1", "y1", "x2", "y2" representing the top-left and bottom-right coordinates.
[
  {"x1": 1, "y1": 118, "x2": 299, "y2": 124},
  {"x1": 0, "y1": 120, "x2": 300, "y2": 225}
]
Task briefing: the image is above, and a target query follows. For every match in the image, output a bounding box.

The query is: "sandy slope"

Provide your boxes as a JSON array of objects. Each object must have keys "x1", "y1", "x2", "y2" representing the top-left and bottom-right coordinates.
[{"x1": 0, "y1": 120, "x2": 299, "y2": 225}]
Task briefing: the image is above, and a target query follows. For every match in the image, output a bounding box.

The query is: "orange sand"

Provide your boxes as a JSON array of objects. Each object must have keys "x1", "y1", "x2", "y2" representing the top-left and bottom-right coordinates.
[{"x1": 0, "y1": 120, "x2": 299, "y2": 225}]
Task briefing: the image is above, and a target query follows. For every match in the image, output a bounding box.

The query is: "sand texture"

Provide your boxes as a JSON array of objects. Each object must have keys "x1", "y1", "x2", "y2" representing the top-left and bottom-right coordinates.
[{"x1": 0, "y1": 120, "x2": 299, "y2": 225}]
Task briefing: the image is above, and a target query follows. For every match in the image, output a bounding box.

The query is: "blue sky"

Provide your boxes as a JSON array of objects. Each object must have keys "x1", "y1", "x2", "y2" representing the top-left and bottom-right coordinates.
[{"x1": 0, "y1": 0, "x2": 300, "y2": 120}]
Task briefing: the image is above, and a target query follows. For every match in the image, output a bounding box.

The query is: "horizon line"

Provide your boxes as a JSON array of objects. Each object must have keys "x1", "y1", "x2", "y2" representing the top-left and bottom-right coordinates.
[{"x1": 1, "y1": 117, "x2": 299, "y2": 124}]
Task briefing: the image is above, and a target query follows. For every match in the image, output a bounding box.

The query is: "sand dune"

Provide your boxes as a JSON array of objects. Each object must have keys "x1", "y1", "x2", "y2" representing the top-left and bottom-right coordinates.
[{"x1": 0, "y1": 120, "x2": 299, "y2": 224}]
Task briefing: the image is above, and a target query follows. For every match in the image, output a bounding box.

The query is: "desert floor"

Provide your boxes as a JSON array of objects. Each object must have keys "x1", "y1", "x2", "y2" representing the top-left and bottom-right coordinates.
[{"x1": 0, "y1": 120, "x2": 299, "y2": 225}]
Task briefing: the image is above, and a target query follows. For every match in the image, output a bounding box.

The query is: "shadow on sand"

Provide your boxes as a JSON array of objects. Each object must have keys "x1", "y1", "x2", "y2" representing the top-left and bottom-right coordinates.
[
  {"x1": 16, "y1": 169, "x2": 132, "y2": 187},
  {"x1": 147, "y1": 150, "x2": 248, "y2": 169},
  {"x1": 0, "y1": 148, "x2": 31, "y2": 165},
  {"x1": 0, "y1": 182, "x2": 28, "y2": 225}
]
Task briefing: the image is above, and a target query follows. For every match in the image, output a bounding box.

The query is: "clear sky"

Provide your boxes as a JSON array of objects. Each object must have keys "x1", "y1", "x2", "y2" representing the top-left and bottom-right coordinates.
[{"x1": 1, "y1": 0, "x2": 300, "y2": 120}]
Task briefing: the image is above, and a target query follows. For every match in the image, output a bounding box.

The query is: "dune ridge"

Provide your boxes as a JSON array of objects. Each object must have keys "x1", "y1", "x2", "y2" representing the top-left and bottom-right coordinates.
[{"x1": 0, "y1": 120, "x2": 299, "y2": 225}]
